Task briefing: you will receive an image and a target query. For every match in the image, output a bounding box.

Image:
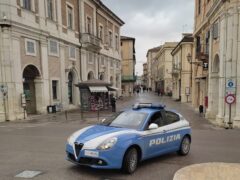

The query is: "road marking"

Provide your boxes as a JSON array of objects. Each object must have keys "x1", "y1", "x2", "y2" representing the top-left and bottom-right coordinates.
[{"x1": 15, "y1": 170, "x2": 42, "y2": 178}]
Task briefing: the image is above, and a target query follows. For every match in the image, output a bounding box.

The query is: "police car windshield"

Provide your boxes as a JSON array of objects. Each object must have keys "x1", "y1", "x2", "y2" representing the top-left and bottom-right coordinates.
[{"x1": 103, "y1": 111, "x2": 147, "y2": 129}]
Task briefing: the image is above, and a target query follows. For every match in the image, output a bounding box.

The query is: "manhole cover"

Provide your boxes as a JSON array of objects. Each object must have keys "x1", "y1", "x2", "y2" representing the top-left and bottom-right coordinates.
[{"x1": 15, "y1": 170, "x2": 42, "y2": 178}]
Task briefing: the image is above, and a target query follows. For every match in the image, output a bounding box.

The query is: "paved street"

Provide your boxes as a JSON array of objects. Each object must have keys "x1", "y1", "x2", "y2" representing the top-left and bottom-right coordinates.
[{"x1": 0, "y1": 92, "x2": 240, "y2": 180}]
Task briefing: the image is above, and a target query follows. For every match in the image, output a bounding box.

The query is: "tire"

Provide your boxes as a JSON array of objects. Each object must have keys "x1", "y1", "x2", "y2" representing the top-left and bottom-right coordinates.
[
  {"x1": 178, "y1": 136, "x2": 191, "y2": 156},
  {"x1": 122, "y1": 148, "x2": 138, "y2": 174}
]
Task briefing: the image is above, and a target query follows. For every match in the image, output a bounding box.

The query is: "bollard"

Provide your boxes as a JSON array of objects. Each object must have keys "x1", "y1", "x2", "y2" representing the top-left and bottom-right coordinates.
[{"x1": 65, "y1": 110, "x2": 68, "y2": 121}]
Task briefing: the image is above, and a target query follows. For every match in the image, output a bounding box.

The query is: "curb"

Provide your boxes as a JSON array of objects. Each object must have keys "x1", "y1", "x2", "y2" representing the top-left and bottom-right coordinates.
[{"x1": 173, "y1": 163, "x2": 240, "y2": 180}]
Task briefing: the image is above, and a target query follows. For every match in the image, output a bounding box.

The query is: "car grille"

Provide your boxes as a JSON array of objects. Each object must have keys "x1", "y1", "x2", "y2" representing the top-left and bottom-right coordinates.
[{"x1": 74, "y1": 142, "x2": 83, "y2": 157}]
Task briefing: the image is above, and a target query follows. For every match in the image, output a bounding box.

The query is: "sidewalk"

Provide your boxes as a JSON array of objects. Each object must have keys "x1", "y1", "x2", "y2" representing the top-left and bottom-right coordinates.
[{"x1": 173, "y1": 163, "x2": 240, "y2": 180}]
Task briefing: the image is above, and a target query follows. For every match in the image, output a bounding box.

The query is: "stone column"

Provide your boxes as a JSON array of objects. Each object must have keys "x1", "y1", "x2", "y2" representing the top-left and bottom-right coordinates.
[
  {"x1": 39, "y1": 39, "x2": 50, "y2": 112},
  {"x1": 217, "y1": 12, "x2": 227, "y2": 124},
  {"x1": 59, "y1": 43, "x2": 68, "y2": 109},
  {"x1": 206, "y1": 26, "x2": 214, "y2": 119}
]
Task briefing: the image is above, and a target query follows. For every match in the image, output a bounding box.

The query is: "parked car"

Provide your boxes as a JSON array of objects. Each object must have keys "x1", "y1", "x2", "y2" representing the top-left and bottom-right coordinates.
[{"x1": 66, "y1": 103, "x2": 191, "y2": 173}]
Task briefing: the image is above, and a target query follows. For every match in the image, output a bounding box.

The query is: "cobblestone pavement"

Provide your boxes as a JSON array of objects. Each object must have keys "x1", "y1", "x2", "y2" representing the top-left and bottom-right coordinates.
[{"x1": 0, "y1": 92, "x2": 240, "y2": 180}]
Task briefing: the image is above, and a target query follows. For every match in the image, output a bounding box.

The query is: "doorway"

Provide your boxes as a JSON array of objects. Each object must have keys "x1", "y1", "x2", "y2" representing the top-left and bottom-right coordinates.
[{"x1": 22, "y1": 65, "x2": 41, "y2": 114}]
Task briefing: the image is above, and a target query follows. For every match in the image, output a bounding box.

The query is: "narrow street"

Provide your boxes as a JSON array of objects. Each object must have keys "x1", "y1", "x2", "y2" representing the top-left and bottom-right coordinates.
[{"x1": 0, "y1": 92, "x2": 240, "y2": 180}]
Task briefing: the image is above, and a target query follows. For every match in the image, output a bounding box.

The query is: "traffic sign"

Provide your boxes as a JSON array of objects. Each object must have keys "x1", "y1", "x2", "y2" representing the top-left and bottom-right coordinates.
[
  {"x1": 226, "y1": 79, "x2": 236, "y2": 88},
  {"x1": 225, "y1": 94, "x2": 235, "y2": 105}
]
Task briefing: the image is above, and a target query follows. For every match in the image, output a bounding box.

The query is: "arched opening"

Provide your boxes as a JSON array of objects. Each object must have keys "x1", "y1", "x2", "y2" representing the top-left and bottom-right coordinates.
[
  {"x1": 22, "y1": 65, "x2": 41, "y2": 114},
  {"x1": 99, "y1": 74, "x2": 104, "y2": 81},
  {"x1": 87, "y1": 71, "x2": 94, "y2": 80},
  {"x1": 212, "y1": 54, "x2": 220, "y2": 73},
  {"x1": 68, "y1": 72, "x2": 73, "y2": 104},
  {"x1": 110, "y1": 76, "x2": 113, "y2": 85}
]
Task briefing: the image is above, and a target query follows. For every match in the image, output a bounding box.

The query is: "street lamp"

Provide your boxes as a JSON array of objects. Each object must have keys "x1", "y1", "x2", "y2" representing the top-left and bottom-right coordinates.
[{"x1": 187, "y1": 53, "x2": 201, "y2": 65}]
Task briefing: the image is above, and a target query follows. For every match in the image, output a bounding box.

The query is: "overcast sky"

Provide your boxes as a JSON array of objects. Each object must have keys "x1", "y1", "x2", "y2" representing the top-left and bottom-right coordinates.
[{"x1": 102, "y1": 0, "x2": 195, "y2": 75}]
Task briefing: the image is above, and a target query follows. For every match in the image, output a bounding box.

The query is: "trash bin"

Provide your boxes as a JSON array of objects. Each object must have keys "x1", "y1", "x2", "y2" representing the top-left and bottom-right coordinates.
[
  {"x1": 52, "y1": 105, "x2": 56, "y2": 113},
  {"x1": 47, "y1": 105, "x2": 56, "y2": 113},
  {"x1": 47, "y1": 105, "x2": 53, "y2": 113}
]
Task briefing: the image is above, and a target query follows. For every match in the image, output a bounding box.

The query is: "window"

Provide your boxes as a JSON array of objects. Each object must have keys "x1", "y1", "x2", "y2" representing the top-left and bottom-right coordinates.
[
  {"x1": 147, "y1": 112, "x2": 163, "y2": 129},
  {"x1": 213, "y1": 22, "x2": 219, "y2": 39},
  {"x1": 52, "y1": 80, "x2": 58, "y2": 100},
  {"x1": 110, "y1": 60, "x2": 113, "y2": 67},
  {"x1": 109, "y1": 31, "x2": 112, "y2": 47},
  {"x1": 198, "y1": 0, "x2": 201, "y2": 15},
  {"x1": 98, "y1": 25, "x2": 103, "y2": 40},
  {"x1": 67, "y1": 5, "x2": 73, "y2": 29},
  {"x1": 101, "y1": 56, "x2": 105, "y2": 65},
  {"x1": 165, "y1": 111, "x2": 180, "y2": 125},
  {"x1": 115, "y1": 35, "x2": 119, "y2": 50},
  {"x1": 69, "y1": 46, "x2": 76, "y2": 59},
  {"x1": 23, "y1": 0, "x2": 31, "y2": 11},
  {"x1": 196, "y1": 36, "x2": 201, "y2": 55},
  {"x1": 88, "y1": 52, "x2": 93, "y2": 64},
  {"x1": 49, "y1": 40, "x2": 59, "y2": 56},
  {"x1": 86, "y1": 17, "x2": 92, "y2": 34},
  {"x1": 25, "y1": 39, "x2": 36, "y2": 56},
  {"x1": 47, "y1": 0, "x2": 54, "y2": 20}
]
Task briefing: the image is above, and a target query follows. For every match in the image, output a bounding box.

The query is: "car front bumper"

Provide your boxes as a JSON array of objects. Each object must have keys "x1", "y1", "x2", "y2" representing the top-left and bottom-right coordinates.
[{"x1": 66, "y1": 143, "x2": 125, "y2": 169}]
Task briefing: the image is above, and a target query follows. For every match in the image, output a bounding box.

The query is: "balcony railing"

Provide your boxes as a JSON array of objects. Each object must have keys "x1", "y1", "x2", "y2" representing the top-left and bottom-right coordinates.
[
  {"x1": 122, "y1": 75, "x2": 137, "y2": 82},
  {"x1": 81, "y1": 33, "x2": 101, "y2": 51}
]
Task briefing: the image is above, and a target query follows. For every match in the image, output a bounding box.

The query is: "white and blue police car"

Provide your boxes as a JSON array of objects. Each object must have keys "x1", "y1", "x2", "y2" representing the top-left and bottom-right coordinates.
[{"x1": 66, "y1": 103, "x2": 191, "y2": 174}]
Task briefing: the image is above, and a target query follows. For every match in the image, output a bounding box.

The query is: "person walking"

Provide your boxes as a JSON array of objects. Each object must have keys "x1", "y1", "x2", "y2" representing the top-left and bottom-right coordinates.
[{"x1": 110, "y1": 94, "x2": 116, "y2": 112}]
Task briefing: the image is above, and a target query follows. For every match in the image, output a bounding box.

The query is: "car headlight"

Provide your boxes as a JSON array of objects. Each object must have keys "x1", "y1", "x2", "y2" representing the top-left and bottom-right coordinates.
[{"x1": 97, "y1": 137, "x2": 118, "y2": 150}]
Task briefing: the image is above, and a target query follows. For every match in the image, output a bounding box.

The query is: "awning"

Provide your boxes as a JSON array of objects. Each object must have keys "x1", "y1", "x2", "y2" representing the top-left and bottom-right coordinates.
[
  {"x1": 107, "y1": 86, "x2": 119, "y2": 91},
  {"x1": 89, "y1": 86, "x2": 108, "y2": 92}
]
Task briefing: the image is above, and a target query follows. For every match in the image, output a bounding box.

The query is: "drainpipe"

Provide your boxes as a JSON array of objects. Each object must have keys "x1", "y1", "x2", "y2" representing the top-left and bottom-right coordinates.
[{"x1": 78, "y1": 0, "x2": 83, "y2": 82}]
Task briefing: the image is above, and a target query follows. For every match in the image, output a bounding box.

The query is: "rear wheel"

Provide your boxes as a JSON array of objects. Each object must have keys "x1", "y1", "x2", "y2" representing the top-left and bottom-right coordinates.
[
  {"x1": 122, "y1": 148, "x2": 138, "y2": 174},
  {"x1": 178, "y1": 136, "x2": 191, "y2": 155}
]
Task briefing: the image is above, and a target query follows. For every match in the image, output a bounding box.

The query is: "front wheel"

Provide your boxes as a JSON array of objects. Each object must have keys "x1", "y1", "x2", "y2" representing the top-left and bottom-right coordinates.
[
  {"x1": 122, "y1": 148, "x2": 138, "y2": 174},
  {"x1": 178, "y1": 136, "x2": 191, "y2": 155}
]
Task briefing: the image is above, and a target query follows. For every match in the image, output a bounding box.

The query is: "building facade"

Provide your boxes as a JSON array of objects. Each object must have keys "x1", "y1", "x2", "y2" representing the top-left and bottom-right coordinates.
[
  {"x1": 155, "y1": 42, "x2": 178, "y2": 95},
  {"x1": 0, "y1": 0, "x2": 124, "y2": 122},
  {"x1": 146, "y1": 46, "x2": 161, "y2": 91},
  {"x1": 142, "y1": 63, "x2": 148, "y2": 88},
  {"x1": 171, "y1": 34, "x2": 193, "y2": 103},
  {"x1": 120, "y1": 36, "x2": 136, "y2": 96},
  {"x1": 193, "y1": 0, "x2": 240, "y2": 127}
]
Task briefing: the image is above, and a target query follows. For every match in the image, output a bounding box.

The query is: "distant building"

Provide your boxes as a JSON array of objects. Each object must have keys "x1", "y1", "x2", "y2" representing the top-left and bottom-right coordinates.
[
  {"x1": 120, "y1": 36, "x2": 136, "y2": 96},
  {"x1": 146, "y1": 46, "x2": 161, "y2": 91},
  {"x1": 155, "y1": 42, "x2": 178, "y2": 95},
  {"x1": 142, "y1": 63, "x2": 148, "y2": 87},
  {"x1": 171, "y1": 34, "x2": 193, "y2": 102}
]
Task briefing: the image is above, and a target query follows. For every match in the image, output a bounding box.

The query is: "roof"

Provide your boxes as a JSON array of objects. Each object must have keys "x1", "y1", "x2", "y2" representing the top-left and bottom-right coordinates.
[
  {"x1": 94, "y1": 0, "x2": 125, "y2": 26},
  {"x1": 121, "y1": 36, "x2": 135, "y2": 41},
  {"x1": 146, "y1": 46, "x2": 162, "y2": 57},
  {"x1": 171, "y1": 34, "x2": 194, "y2": 55},
  {"x1": 76, "y1": 79, "x2": 111, "y2": 88}
]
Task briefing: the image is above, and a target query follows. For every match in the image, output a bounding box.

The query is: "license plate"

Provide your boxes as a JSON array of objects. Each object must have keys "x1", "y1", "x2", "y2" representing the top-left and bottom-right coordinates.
[{"x1": 84, "y1": 150, "x2": 99, "y2": 158}]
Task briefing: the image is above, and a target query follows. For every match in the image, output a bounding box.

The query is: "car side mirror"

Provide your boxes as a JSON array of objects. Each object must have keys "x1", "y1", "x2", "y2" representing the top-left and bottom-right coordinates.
[{"x1": 148, "y1": 123, "x2": 158, "y2": 130}]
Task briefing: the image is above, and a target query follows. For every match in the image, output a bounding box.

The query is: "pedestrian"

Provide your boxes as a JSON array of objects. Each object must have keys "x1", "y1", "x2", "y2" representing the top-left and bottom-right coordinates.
[
  {"x1": 157, "y1": 89, "x2": 160, "y2": 96},
  {"x1": 110, "y1": 94, "x2": 116, "y2": 112}
]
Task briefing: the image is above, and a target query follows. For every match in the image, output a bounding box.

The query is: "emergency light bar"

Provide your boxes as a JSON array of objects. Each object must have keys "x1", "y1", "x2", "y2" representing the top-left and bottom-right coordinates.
[{"x1": 132, "y1": 103, "x2": 165, "y2": 110}]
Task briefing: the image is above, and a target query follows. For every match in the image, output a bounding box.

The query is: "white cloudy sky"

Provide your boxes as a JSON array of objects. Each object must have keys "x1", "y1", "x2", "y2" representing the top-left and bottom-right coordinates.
[{"x1": 102, "y1": 0, "x2": 195, "y2": 75}]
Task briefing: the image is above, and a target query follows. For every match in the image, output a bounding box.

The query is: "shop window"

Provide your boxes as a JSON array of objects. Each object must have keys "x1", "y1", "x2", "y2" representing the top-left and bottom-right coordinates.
[
  {"x1": 52, "y1": 80, "x2": 58, "y2": 100},
  {"x1": 25, "y1": 38, "x2": 36, "y2": 56}
]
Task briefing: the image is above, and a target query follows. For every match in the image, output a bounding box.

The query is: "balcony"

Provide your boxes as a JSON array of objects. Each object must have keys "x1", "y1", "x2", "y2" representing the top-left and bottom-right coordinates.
[
  {"x1": 81, "y1": 33, "x2": 101, "y2": 52},
  {"x1": 122, "y1": 75, "x2": 137, "y2": 82},
  {"x1": 196, "y1": 52, "x2": 209, "y2": 62}
]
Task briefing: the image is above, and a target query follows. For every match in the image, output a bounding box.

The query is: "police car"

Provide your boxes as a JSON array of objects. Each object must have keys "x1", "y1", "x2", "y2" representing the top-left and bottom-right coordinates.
[{"x1": 66, "y1": 103, "x2": 191, "y2": 174}]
